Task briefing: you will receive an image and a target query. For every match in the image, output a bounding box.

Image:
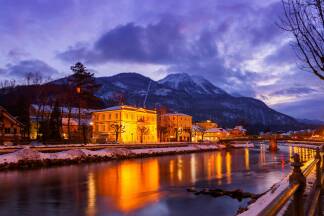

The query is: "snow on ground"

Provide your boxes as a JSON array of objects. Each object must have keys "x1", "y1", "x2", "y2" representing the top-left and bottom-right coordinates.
[
  {"x1": 0, "y1": 144, "x2": 232, "y2": 166},
  {"x1": 230, "y1": 143, "x2": 254, "y2": 148},
  {"x1": 238, "y1": 176, "x2": 289, "y2": 216}
]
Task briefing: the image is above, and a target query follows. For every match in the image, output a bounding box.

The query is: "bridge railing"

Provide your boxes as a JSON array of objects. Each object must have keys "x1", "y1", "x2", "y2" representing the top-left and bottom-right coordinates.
[{"x1": 256, "y1": 148, "x2": 323, "y2": 216}]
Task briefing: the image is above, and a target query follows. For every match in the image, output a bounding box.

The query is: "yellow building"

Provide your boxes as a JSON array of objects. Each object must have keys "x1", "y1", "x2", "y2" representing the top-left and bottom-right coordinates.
[
  {"x1": 92, "y1": 105, "x2": 157, "y2": 144},
  {"x1": 159, "y1": 113, "x2": 192, "y2": 142},
  {"x1": 192, "y1": 120, "x2": 228, "y2": 142},
  {"x1": 0, "y1": 106, "x2": 24, "y2": 145}
]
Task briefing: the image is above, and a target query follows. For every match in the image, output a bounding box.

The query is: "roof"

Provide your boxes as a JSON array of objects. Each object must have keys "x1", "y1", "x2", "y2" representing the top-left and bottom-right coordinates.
[
  {"x1": 0, "y1": 106, "x2": 24, "y2": 126},
  {"x1": 92, "y1": 105, "x2": 156, "y2": 114},
  {"x1": 161, "y1": 113, "x2": 191, "y2": 117},
  {"x1": 31, "y1": 104, "x2": 94, "y2": 114},
  {"x1": 206, "y1": 128, "x2": 228, "y2": 133},
  {"x1": 192, "y1": 125, "x2": 203, "y2": 131}
]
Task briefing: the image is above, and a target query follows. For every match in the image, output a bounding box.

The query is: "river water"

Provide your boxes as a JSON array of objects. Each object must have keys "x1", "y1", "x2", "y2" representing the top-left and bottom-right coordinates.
[{"x1": 0, "y1": 145, "x2": 315, "y2": 216}]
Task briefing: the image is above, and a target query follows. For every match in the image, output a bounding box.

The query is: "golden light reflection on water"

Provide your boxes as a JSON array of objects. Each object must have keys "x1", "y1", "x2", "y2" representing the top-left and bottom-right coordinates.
[
  {"x1": 289, "y1": 146, "x2": 315, "y2": 162},
  {"x1": 190, "y1": 155, "x2": 197, "y2": 183},
  {"x1": 216, "y1": 152, "x2": 223, "y2": 184},
  {"x1": 226, "y1": 152, "x2": 232, "y2": 184},
  {"x1": 245, "y1": 148, "x2": 250, "y2": 170},
  {"x1": 87, "y1": 172, "x2": 96, "y2": 216},
  {"x1": 92, "y1": 146, "x2": 316, "y2": 213},
  {"x1": 97, "y1": 159, "x2": 159, "y2": 213},
  {"x1": 259, "y1": 144, "x2": 266, "y2": 165}
]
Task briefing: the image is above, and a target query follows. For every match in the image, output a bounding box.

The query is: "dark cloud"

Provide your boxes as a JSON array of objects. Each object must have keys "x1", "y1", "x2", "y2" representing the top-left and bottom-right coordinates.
[
  {"x1": 1, "y1": 59, "x2": 59, "y2": 81},
  {"x1": 271, "y1": 87, "x2": 318, "y2": 96},
  {"x1": 273, "y1": 96, "x2": 324, "y2": 120},
  {"x1": 58, "y1": 18, "x2": 192, "y2": 64},
  {"x1": 1, "y1": 0, "x2": 323, "y2": 120}
]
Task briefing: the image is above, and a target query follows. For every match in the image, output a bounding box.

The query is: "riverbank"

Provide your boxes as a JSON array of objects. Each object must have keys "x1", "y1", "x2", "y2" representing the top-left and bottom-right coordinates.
[{"x1": 0, "y1": 143, "x2": 253, "y2": 171}]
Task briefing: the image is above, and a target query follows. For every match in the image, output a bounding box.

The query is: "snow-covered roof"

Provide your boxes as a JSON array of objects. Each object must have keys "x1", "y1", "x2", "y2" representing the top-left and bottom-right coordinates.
[
  {"x1": 206, "y1": 128, "x2": 228, "y2": 133},
  {"x1": 192, "y1": 125, "x2": 203, "y2": 131},
  {"x1": 31, "y1": 104, "x2": 94, "y2": 114},
  {"x1": 93, "y1": 105, "x2": 156, "y2": 113},
  {"x1": 0, "y1": 106, "x2": 23, "y2": 126},
  {"x1": 161, "y1": 113, "x2": 191, "y2": 117}
]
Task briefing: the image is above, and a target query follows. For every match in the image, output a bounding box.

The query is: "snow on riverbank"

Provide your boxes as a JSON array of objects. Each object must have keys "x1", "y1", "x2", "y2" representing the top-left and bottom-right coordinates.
[
  {"x1": 0, "y1": 144, "x2": 231, "y2": 167},
  {"x1": 230, "y1": 142, "x2": 254, "y2": 148}
]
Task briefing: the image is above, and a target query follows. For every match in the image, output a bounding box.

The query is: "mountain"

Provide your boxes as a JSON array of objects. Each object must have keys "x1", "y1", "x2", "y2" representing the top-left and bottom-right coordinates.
[
  {"x1": 92, "y1": 72, "x2": 301, "y2": 132},
  {"x1": 3, "y1": 72, "x2": 304, "y2": 133},
  {"x1": 297, "y1": 118, "x2": 324, "y2": 126},
  {"x1": 158, "y1": 73, "x2": 227, "y2": 96}
]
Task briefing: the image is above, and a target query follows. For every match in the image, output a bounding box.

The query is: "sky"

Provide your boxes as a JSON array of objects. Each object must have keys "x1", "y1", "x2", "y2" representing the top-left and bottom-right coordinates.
[{"x1": 0, "y1": 0, "x2": 323, "y2": 120}]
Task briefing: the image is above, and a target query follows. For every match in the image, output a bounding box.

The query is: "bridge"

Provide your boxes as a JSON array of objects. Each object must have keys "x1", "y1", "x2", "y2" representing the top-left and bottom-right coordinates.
[{"x1": 220, "y1": 137, "x2": 324, "y2": 151}]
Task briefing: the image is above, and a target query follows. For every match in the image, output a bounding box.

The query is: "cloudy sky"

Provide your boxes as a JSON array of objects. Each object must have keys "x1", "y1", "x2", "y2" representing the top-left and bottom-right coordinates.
[{"x1": 0, "y1": 0, "x2": 323, "y2": 120}]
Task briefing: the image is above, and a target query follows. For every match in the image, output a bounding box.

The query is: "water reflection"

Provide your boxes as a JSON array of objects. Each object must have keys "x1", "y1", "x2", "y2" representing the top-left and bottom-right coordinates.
[
  {"x1": 0, "y1": 146, "x2": 316, "y2": 216},
  {"x1": 289, "y1": 146, "x2": 315, "y2": 162},
  {"x1": 87, "y1": 172, "x2": 96, "y2": 216},
  {"x1": 96, "y1": 159, "x2": 159, "y2": 213}
]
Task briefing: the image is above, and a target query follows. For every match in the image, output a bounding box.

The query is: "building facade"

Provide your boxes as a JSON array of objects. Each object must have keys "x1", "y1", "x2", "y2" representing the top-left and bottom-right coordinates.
[
  {"x1": 192, "y1": 120, "x2": 229, "y2": 142},
  {"x1": 228, "y1": 126, "x2": 247, "y2": 137},
  {"x1": 0, "y1": 106, "x2": 23, "y2": 145},
  {"x1": 92, "y1": 105, "x2": 157, "y2": 144},
  {"x1": 159, "y1": 113, "x2": 192, "y2": 142}
]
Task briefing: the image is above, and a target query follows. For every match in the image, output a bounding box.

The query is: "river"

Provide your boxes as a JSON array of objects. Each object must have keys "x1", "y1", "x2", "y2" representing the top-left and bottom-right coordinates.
[{"x1": 0, "y1": 145, "x2": 315, "y2": 216}]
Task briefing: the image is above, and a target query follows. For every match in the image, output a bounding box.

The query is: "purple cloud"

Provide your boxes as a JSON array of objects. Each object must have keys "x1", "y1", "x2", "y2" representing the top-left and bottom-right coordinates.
[{"x1": 1, "y1": 59, "x2": 59, "y2": 81}]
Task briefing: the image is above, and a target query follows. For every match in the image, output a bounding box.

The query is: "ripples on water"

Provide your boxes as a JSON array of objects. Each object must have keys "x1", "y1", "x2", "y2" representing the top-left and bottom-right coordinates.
[{"x1": 0, "y1": 145, "x2": 315, "y2": 216}]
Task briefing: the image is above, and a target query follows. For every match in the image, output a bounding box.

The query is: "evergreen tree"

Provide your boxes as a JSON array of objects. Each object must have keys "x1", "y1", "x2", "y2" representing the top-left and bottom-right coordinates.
[
  {"x1": 48, "y1": 100, "x2": 62, "y2": 141},
  {"x1": 68, "y1": 62, "x2": 100, "y2": 98},
  {"x1": 68, "y1": 62, "x2": 101, "y2": 142}
]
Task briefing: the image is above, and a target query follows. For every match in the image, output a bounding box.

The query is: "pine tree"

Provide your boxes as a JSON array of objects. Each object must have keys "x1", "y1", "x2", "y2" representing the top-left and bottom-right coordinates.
[
  {"x1": 68, "y1": 62, "x2": 100, "y2": 98},
  {"x1": 68, "y1": 62, "x2": 101, "y2": 142},
  {"x1": 48, "y1": 100, "x2": 62, "y2": 141}
]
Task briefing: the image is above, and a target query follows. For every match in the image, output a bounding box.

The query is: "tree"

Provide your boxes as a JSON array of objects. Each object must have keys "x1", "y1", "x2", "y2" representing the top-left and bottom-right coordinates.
[
  {"x1": 48, "y1": 100, "x2": 62, "y2": 141},
  {"x1": 175, "y1": 127, "x2": 183, "y2": 142},
  {"x1": 0, "y1": 108, "x2": 4, "y2": 145},
  {"x1": 183, "y1": 127, "x2": 192, "y2": 142},
  {"x1": 138, "y1": 125, "x2": 149, "y2": 143},
  {"x1": 193, "y1": 126, "x2": 207, "y2": 142},
  {"x1": 69, "y1": 62, "x2": 101, "y2": 140},
  {"x1": 69, "y1": 62, "x2": 101, "y2": 97},
  {"x1": 61, "y1": 84, "x2": 79, "y2": 141},
  {"x1": 280, "y1": 0, "x2": 324, "y2": 80},
  {"x1": 111, "y1": 122, "x2": 125, "y2": 143},
  {"x1": 137, "y1": 118, "x2": 149, "y2": 143}
]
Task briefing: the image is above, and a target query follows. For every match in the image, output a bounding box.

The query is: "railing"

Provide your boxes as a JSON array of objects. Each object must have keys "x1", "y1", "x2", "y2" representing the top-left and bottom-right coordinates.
[{"x1": 257, "y1": 147, "x2": 323, "y2": 216}]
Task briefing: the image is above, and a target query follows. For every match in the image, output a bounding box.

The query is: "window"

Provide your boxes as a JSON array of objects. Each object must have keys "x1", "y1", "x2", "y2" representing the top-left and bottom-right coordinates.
[
  {"x1": 115, "y1": 113, "x2": 118, "y2": 119},
  {"x1": 109, "y1": 114, "x2": 111, "y2": 119},
  {"x1": 4, "y1": 128, "x2": 10, "y2": 134},
  {"x1": 102, "y1": 114, "x2": 105, "y2": 121}
]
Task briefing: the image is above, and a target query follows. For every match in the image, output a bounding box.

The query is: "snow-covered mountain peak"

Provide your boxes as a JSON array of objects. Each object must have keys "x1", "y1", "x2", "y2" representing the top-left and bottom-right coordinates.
[{"x1": 158, "y1": 73, "x2": 227, "y2": 96}]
